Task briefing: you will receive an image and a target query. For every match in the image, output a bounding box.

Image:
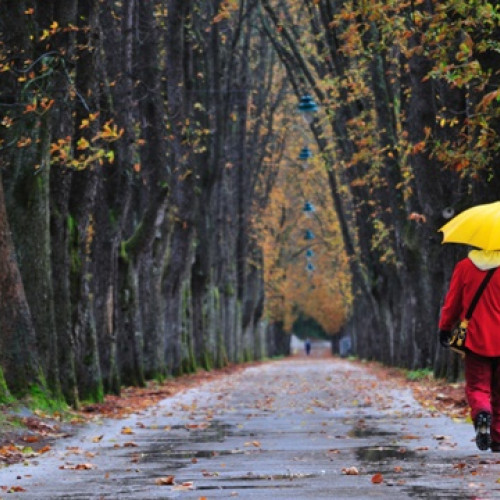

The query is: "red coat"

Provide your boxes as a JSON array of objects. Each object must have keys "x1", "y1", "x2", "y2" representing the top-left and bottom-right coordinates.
[{"x1": 439, "y1": 257, "x2": 500, "y2": 356}]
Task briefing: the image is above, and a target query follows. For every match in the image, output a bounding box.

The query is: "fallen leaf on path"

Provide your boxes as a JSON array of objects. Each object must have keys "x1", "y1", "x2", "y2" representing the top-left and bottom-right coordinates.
[
  {"x1": 341, "y1": 466, "x2": 359, "y2": 475},
  {"x1": 0, "y1": 444, "x2": 30, "y2": 464},
  {"x1": 173, "y1": 481, "x2": 195, "y2": 490},
  {"x1": 185, "y1": 423, "x2": 209, "y2": 430},
  {"x1": 202, "y1": 469, "x2": 219, "y2": 477},
  {"x1": 22, "y1": 435, "x2": 40, "y2": 443},
  {"x1": 371, "y1": 473, "x2": 383, "y2": 484},
  {"x1": 92, "y1": 435, "x2": 103, "y2": 443},
  {"x1": 155, "y1": 475, "x2": 175, "y2": 485},
  {"x1": 8, "y1": 486, "x2": 26, "y2": 492},
  {"x1": 75, "y1": 463, "x2": 95, "y2": 470},
  {"x1": 244, "y1": 441, "x2": 261, "y2": 448},
  {"x1": 121, "y1": 427, "x2": 134, "y2": 435},
  {"x1": 123, "y1": 442, "x2": 138, "y2": 447},
  {"x1": 433, "y1": 435, "x2": 450, "y2": 441},
  {"x1": 59, "y1": 463, "x2": 96, "y2": 470}
]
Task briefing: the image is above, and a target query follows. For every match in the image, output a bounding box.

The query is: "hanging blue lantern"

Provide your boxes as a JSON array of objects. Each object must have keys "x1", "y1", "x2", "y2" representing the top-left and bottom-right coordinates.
[
  {"x1": 298, "y1": 146, "x2": 313, "y2": 161},
  {"x1": 303, "y1": 201, "x2": 315, "y2": 215},
  {"x1": 304, "y1": 229, "x2": 315, "y2": 240},
  {"x1": 298, "y1": 94, "x2": 319, "y2": 121},
  {"x1": 306, "y1": 249, "x2": 314, "y2": 258},
  {"x1": 306, "y1": 262, "x2": 315, "y2": 272}
]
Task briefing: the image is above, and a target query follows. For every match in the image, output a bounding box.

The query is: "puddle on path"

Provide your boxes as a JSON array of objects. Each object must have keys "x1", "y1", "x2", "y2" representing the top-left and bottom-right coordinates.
[
  {"x1": 406, "y1": 484, "x2": 482, "y2": 499},
  {"x1": 196, "y1": 472, "x2": 320, "y2": 490},
  {"x1": 348, "y1": 425, "x2": 396, "y2": 438},
  {"x1": 139, "y1": 419, "x2": 243, "y2": 466},
  {"x1": 356, "y1": 445, "x2": 416, "y2": 462},
  {"x1": 197, "y1": 484, "x2": 297, "y2": 490}
]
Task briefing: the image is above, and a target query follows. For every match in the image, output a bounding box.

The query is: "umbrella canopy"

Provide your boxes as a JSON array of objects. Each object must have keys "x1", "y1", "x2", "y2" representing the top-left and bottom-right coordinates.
[{"x1": 438, "y1": 201, "x2": 500, "y2": 250}]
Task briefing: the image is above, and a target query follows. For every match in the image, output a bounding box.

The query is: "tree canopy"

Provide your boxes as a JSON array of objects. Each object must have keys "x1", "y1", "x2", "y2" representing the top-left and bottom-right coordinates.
[{"x1": 1, "y1": 0, "x2": 500, "y2": 404}]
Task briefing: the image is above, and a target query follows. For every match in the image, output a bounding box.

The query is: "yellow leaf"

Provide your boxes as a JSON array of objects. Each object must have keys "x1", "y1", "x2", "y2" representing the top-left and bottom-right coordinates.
[{"x1": 77, "y1": 137, "x2": 90, "y2": 150}]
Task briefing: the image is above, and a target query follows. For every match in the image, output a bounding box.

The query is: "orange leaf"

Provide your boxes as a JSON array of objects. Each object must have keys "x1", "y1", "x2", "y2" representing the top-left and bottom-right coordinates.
[
  {"x1": 173, "y1": 481, "x2": 194, "y2": 490},
  {"x1": 22, "y1": 435, "x2": 40, "y2": 443},
  {"x1": 75, "y1": 463, "x2": 95, "y2": 470},
  {"x1": 155, "y1": 475, "x2": 175, "y2": 485},
  {"x1": 8, "y1": 486, "x2": 26, "y2": 492},
  {"x1": 371, "y1": 473, "x2": 384, "y2": 484}
]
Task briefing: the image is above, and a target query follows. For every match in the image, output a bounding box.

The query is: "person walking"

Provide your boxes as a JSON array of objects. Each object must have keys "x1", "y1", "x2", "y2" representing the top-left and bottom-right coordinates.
[
  {"x1": 305, "y1": 338, "x2": 311, "y2": 356},
  {"x1": 439, "y1": 249, "x2": 500, "y2": 451}
]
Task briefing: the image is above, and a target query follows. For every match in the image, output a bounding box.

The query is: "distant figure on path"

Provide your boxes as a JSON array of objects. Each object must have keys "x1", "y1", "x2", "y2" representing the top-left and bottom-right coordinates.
[{"x1": 305, "y1": 338, "x2": 311, "y2": 356}]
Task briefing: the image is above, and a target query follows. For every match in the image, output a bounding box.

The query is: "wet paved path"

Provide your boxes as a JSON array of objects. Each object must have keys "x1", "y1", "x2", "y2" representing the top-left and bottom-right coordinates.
[{"x1": 2, "y1": 356, "x2": 500, "y2": 499}]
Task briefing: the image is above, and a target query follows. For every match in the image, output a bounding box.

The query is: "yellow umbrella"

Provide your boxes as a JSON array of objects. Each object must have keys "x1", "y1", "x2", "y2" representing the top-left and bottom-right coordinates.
[{"x1": 439, "y1": 201, "x2": 500, "y2": 250}]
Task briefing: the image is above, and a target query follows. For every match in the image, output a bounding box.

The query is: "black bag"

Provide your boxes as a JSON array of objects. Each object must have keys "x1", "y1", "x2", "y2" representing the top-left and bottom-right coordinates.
[{"x1": 448, "y1": 268, "x2": 497, "y2": 356}]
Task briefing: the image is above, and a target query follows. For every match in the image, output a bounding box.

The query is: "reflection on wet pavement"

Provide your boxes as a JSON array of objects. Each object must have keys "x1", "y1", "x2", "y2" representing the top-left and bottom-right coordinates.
[{"x1": 2, "y1": 358, "x2": 500, "y2": 499}]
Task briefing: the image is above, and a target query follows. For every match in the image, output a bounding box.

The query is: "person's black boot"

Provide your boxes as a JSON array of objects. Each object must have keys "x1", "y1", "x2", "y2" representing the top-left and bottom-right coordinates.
[
  {"x1": 491, "y1": 442, "x2": 500, "y2": 452},
  {"x1": 475, "y1": 411, "x2": 492, "y2": 451}
]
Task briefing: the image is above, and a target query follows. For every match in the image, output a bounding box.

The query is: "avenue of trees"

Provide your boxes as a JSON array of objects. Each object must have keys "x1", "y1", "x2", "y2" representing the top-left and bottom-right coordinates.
[
  {"x1": 1, "y1": 0, "x2": 500, "y2": 405},
  {"x1": 0, "y1": 0, "x2": 290, "y2": 406},
  {"x1": 259, "y1": 0, "x2": 500, "y2": 380}
]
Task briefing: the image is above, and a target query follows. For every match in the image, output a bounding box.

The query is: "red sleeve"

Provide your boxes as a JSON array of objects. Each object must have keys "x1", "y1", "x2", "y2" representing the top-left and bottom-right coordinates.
[{"x1": 438, "y1": 260, "x2": 466, "y2": 331}]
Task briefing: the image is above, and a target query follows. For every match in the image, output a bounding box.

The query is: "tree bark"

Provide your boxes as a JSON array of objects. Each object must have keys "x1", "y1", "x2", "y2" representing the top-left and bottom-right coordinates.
[{"x1": 0, "y1": 173, "x2": 43, "y2": 395}]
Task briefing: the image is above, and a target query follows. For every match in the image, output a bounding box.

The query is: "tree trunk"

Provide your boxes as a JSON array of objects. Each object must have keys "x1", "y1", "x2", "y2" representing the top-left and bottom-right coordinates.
[{"x1": 0, "y1": 173, "x2": 43, "y2": 395}]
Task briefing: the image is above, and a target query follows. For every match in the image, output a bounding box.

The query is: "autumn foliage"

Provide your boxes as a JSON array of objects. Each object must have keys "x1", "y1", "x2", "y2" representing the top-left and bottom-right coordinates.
[
  {"x1": 259, "y1": 0, "x2": 500, "y2": 376},
  {"x1": 253, "y1": 111, "x2": 351, "y2": 334}
]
